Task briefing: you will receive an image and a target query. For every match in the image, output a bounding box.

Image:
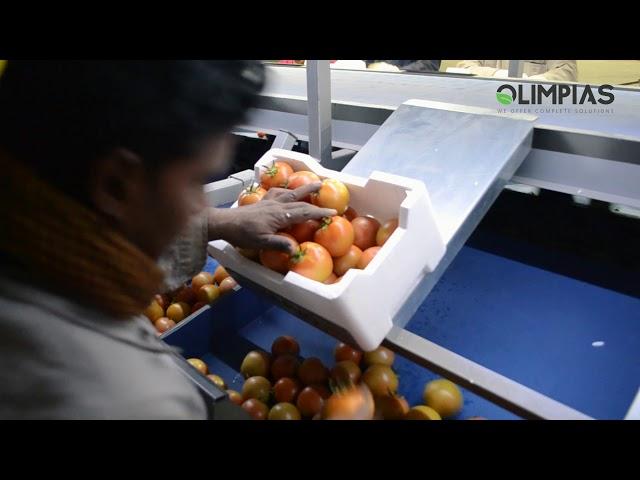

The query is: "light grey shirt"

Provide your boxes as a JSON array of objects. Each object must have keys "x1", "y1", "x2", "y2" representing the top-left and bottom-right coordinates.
[{"x1": 0, "y1": 214, "x2": 211, "y2": 419}]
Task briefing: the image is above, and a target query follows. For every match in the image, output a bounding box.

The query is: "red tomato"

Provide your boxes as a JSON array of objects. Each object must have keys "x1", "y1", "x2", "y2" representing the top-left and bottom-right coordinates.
[
  {"x1": 351, "y1": 216, "x2": 381, "y2": 250},
  {"x1": 297, "y1": 357, "x2": 329, "y2": 386},
  {"x1": 287, "y1": 219, "x2": 321, "y2": 243},
  {"x1": 343, "y1": 206, "x2": 358, "y2": 221},
  {"x1": 271, "y1": 336, "x2": 300, "y2": 357},
  {"x1": 289, "y1": 242, "x2": 333, "y2": 282},
  {"x1": 241, "y1": 399, "x2": 269, "y2": 420},
  {"x1": 356, "y1": 246, "x2": 381, "y2": 269},
  {"x1": 270, "y1": 354, "x2": 300, "y2": 381},
  {"x1": 273, "y1": 377, "x2": 302, "y2": 404},
  {"x1": 174, "y1": 285, "x2": 197, "y2": 305},
  {"x1": 334, "y1": 343, "x2": 363, "y2": 365},
  {"x1": 330, "y1": 361, "x2": 362, "y2": 386},
  {"x1": 154, "y1": 294, "x2": 171, "y2": 311},
  {"x1": 238, "y1": 184, "x2": 267, "y2": 206},
  {"x1": 259, "y1": 233, "x2": 298, "y2": 274},
  {"x1": 313, "y1": 216, "x2": 354, "y2": 257},
  {"x1": 311, "y1": 178, "x2": 350, "y2": 215},
  {"x1": 297, "y1": 386, "x2": 326, "y2": 418},
  {"x1": 376, "y1": 219, "x2": 399, "y2": 246},
  {"x1": 191, "y1": 301, "x2": 207, "y2": 312},
  {"x1": 332, "y1": 245, "x2": 362, "y2": 277},
  {"x1": 260, "y1": 161, "x2": 294, "y2": 190}
]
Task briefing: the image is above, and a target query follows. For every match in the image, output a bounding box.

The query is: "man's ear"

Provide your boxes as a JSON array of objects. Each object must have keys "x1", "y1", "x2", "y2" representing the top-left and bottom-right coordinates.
[{"x1": 88, "y1": 148, "x2": 146, "y2": 222}]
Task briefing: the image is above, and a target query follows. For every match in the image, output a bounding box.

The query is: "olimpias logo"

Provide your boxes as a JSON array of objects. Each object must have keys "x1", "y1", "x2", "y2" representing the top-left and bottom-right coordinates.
[{"x1": 496, "y1": 84, "x2": 615, "y2": 105}]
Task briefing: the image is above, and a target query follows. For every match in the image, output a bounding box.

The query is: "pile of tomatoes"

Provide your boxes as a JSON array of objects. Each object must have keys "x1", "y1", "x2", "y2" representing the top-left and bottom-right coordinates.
[
  {"x1": 186, "y1": 334, "x2": 477, "y2": 420},
  {"x1": 236, "y1": 161, "x2": 399, "y2": 284},
  {"x1": 143, "y1": 265, "x2": 238, "y2": 334}
]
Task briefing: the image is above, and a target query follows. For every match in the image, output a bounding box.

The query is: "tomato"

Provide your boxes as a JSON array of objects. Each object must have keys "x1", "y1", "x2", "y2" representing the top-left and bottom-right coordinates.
[
  {"x1": 287, "y1": 219, "x2": 321, "y2": 243},
  {"x1": 218, "y1": 276, "x2": 238, "y2": 294},
  {"x1": 311, "y1": 178, "x2": 350, "y2": 215},
  {"x1": 273, "y1": 377, "x2": 302, "y2": 404},
  {"x1": 192, "y1": 301, "x2": 207, "y2": 312},
  {"x1": 236, "y1": 247, "x2": 259, "y2": 261},
  {"x1": 166, "y1": 302, "x2": 191, "y2": 322},
  {"x1": 375, "y1": 394, "x2": 409, "y2": 420},
  {"x1": 313, "y1": 216, "x2": 354, "y2": 257},
  {"x1": 144, "y1": 300, "x2": 164, "y2": 322},
  {"x1": 351, "y1": 216, "x2": 381, "y2": 251},
  {"x1": 260, "y1": 161, "x2": 294, "y2": 190},
  {"x1": 309, "y1": 383, "x2": 331, "y2": 399},
  {"x1": 323, "y1": 272, "x2": 338, "y2": 284},
  {"x1": 259, "y1": 233, "x2": 298, "y2": 274},
  {"x1": 271, "y1": 336, "x2": 300, "y2": 357},
  {"x1": 187, "y1": 358, "x2": 208, "y2": 375},
  {"x1": 154, "y1": 317, "x2": 175, "y2": 333},
  {"x1": 154, "y1": 294, "x2": 171, "y2": 311},
  {"x1": 297, "y1": 357, "x2": 329, "y2": 386},
  {"x1": 270, "y1": 354, "x2": 300, "y2": 381},
  {"x1": 241, "y1": 376, "x2": 272, "y2": 403},
  {"x1": 241, "y1": 398, "x2": 269, "y2": 420},
  {"x1": 330, "y1": 361, "x2": 362, "y2": 386},
  {"x1": 238, "y1": 184, "x2": 267, "y2": 206},
  {"x1": 362, "y1": 365, "x2": 398, "y2": 397},
  {"x1": 422, "y1": 379, "x2": 463, "y2": 418},
  {"x1": 227, "y1": 389, "x2": 243, "y2": 406},
  {"x1": 363, "y1": 346, "x2": 395, "y2": 367},
  {"x1": 207, "y1": 374, "x2": 226, "y2": 389},
  {"x1": 376, "y1": 218, "x2": 399, "y2": 246},
  {"x1": 467, "y1": 416, "x2": 487, "y2": 420},
  {"x1": 334, "y1": 343, "x2": 363, "y2": 365},
  {"x1": 196, "y1": 284, "x2": 220, "y2": 305},
  {"x1": 268, "y1": 402, "x2": 301, "y2": 420},
  {"x1": 213, "y1": 265, "x2": 230, "y2": 284},
  {"x1": 174, "y1": 285, "x2": 197, "y2": 304},
  {"x1": 356, "y1": 246, "x2": 381, "y2": 269},
  {"x1": 322, "y1": 384, "x2": 375, "y2": 420},
  {"x1": 332, "y1": 245, "x2": 362, "y2": 277},
  {"x1": 240, "y1": 351, "x2": 271, "y2": 378},
  {"x1": 296, "y1": 386, "x2": 325, "y2": 418},
  {"x1": 191, "y1": 272, "x2": 214, "y2": 293},
  {"x1": 343, "y1": 206, "x2": 358, "y2": 221},
  {"x1": 289, "y1": 242, "x2": 333, "y2": 282},
  {"x1": 405, "y1": 405, "x2": 441, "y2": 420},
  {"x1": 287, "y1": 171, "x2": 321, "y2": 201}
]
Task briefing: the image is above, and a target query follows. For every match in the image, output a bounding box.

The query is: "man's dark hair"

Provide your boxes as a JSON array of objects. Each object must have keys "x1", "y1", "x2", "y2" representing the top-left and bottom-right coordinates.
[{"x1": 0, "y1": 60, "x2": 266, "y2": 191}]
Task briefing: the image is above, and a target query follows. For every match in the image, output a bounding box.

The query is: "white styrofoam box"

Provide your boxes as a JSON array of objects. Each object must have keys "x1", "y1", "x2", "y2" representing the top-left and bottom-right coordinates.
[{"x1": 207, "y1": 149, "x2": 446, "y2": 350}]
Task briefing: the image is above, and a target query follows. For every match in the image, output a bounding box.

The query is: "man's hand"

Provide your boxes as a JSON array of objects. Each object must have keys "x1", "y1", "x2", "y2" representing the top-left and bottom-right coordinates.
[{"x1": 208, "y1": 183, "x2": 336, "y2": 254}]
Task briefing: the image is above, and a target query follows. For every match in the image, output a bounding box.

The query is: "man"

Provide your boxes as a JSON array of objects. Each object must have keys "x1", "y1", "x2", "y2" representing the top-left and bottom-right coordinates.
[
  {"x1": 0, "y1": 61, "x2": 335, "y2": 419},
  {"x1": 456, "y1": 60, "x2": 577, "y2": 82},
  {"x1": 366, "y1": 60, "x2": 441, "y2": 73}
]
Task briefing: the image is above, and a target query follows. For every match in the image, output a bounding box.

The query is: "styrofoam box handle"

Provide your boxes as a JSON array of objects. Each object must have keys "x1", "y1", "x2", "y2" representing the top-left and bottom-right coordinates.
[{"x1": 208, "y1": 149, "x2": 446, "y2": 350}]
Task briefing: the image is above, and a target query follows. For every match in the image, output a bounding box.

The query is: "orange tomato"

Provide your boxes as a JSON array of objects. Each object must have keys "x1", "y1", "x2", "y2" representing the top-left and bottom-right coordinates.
[
  {"x1": 260, "y1": 161, "x2": 294, "y2": 190},
  {"x1": 313, "y1": 216, "x2": 354, "y2": 257},
  {"x1": 289, "y1": 242, "x2": 333, "y2": 282},
  {"x1": 333, "y1": 245, "x2": 362, "y2": 277},
  {"x1": 238, "y1": 184, "x2": 267, "y2": 206},
  {"x1": 311, "y1": 178, "x2": 350, "y2": 215},
  {"x1": 357, "y1": 246, "x2": 381, "y2": 269},
  {"x1": 287, "y1": 171, "x2": 321, "y2": 200},
  {"x1": 259, "y1": 233, "x2": 298, "y2": 274}
]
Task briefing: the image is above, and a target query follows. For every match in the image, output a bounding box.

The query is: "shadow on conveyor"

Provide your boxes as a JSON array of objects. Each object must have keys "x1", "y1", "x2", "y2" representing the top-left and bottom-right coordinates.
[{"x1": 467, "y1": 189, "x2": 640, "y2": 299}]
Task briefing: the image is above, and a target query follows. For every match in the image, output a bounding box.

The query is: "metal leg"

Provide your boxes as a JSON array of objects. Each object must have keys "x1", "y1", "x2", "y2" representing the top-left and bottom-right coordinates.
[
  {"x1": 306, "y1": 60, "x2": 333, "y2": 163},
  {"x1": 508, "y1": 60, "x2": 524, "y2": 78}
]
